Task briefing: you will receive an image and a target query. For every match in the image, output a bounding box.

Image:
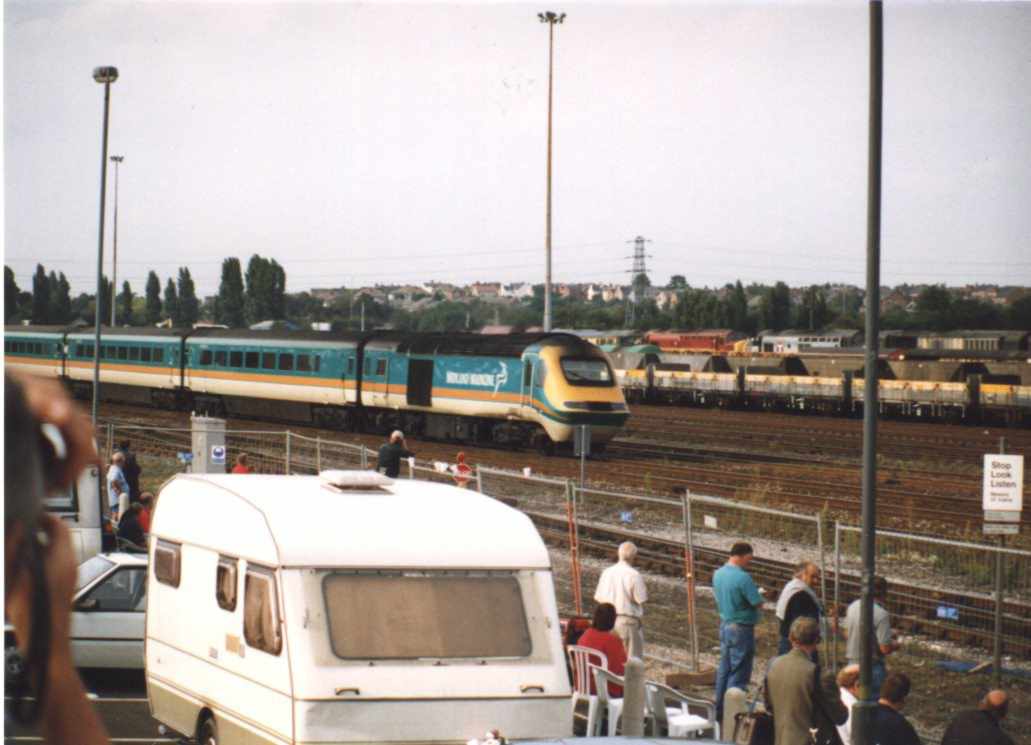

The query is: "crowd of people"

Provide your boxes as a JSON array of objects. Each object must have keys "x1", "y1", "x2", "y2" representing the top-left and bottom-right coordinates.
[{"x1": 573, "y1": 539, "x2": 1016, "y2": 745}]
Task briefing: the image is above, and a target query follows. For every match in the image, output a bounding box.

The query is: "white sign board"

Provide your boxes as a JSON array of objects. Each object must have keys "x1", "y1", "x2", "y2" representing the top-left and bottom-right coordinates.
[
  {"x1": 984, "y1": 523, "x2": 1019, "y2": 536},
  {"x1": 982, "y1": 454, "x2": 1023, "y2": 512}
]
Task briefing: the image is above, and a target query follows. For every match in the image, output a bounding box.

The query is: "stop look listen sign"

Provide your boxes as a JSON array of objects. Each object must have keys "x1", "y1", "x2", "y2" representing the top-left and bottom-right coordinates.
[{"x1": 983, "y1": 454, "x2": 1024, "y2": 514}]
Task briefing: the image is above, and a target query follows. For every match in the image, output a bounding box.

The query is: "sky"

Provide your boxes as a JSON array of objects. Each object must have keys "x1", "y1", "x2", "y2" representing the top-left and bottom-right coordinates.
[{"x1": 4, "y1": 0, "x2": 1031, "y2": 298}]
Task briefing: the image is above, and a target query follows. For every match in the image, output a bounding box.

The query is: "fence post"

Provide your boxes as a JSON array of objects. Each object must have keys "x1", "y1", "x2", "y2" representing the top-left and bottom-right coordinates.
[
  {"x1": 106, "y1": 422, "x2": 115, "y2": 456},
  {"x1": 475, "y1": 467, "x2": 484, "y2": 494},
  {"x1": 316, "y1": 436, "x2": 322, "y2": 473},
  {"x1": 833, "y1": 521, "x2": 841, "y2": 673},
  {"x1": 817, "y1": 512, "x2": 828, "y2": 666},
  {"x1": 285, "y1": 432, "x2": 292, "y2": 474},
  {"x1": 682, "y1": 489, "x2": 699, "y2": 672},
  {"x1": 565, "y1": 479, "x2": 583, "y2": 616},
  {"x1": 993, "y1": 544, "x2": 1004, "y2": 688},
  {"x1": 360, "y1": 444, "x2": 368, "y2": 470}
]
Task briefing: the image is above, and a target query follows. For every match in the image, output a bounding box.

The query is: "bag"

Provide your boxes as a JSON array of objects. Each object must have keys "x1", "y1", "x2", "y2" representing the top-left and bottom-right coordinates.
[{"x1": 732, "y1": 710, "x2": 774, "y2": 745}]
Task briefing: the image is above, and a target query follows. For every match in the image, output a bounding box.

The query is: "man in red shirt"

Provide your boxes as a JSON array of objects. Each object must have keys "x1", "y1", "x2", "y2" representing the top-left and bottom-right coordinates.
[
  {"x1": 137, "y1": 492, "x2": 154, "y2": 534},
  {"x1": 231, "y1": 453, "x2": 251, "y2": 474},
  {"x1": 576, "y1": 603, "x2": 626, "y2": 696}
]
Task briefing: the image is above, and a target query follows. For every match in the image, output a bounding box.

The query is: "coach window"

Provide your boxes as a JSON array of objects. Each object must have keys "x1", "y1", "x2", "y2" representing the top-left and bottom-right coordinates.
[
  {"x1": 215, "y1": 350, "x2": 227, "y2": 367},
  {"x1": 153, "y1": 348, "x2": 163, "y2": 363},
  {"x1": 278, "y1": 354, "x2": 294, "y2": 371},
  {"x1": 297, "y1": 354, "x2": 311, "y2": 372},
  {"x1": 118, "y1": 346, "x2": 128, "y2": 361},
  {"x1": 154, "y1": 540, "x2": 181, "y2": 588},
  {"x1": 262, "y1": 352, "x2": 276, "y2": 370},
  {"x1": 313, "y1": 355, "x2": 321, "y2": 372},
  {"x1": 141, "y1": 348, "x2": 152, "y2": 362},
  {"x1": 245, "y1": 352, "x2": 259, "y2": 369},
  {"x1": 216, "y1": 556, "x2": 238, "y2": 612},
  {"x1": 244, "y1": 566, "x2": 282, "y2": 655},
  {"x1": 229, "y1": 351, "x2": 243, "y2": 368},
  {"x1": 129, "y1": 347, "x2": 140, "y2": 361},
  {"x1": 376, "y1": 359, "x2": 387, "y2": 376},
  {"x1": 363, "y1": 358, "x2": 371, "y2": 375},
  {"x1": 200, "y1": 350, "x2": 212, "y2": 366}
]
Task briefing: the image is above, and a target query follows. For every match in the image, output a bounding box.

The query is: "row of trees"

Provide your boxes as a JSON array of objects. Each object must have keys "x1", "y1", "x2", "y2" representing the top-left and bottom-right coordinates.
[{"x1": 5, "y1": 262, "x2": 1029, "y2": 334}]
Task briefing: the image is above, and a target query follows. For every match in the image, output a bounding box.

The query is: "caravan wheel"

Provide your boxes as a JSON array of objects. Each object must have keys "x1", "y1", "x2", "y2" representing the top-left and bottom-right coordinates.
[{"x1": 197, "y1": 716, "x2": 218, "y2": 745}]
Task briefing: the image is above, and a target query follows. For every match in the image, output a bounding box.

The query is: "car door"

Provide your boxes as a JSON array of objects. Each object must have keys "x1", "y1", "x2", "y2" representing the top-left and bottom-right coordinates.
[{"x1": 70, "y1": 566, "x2": 147, "y2": 669}]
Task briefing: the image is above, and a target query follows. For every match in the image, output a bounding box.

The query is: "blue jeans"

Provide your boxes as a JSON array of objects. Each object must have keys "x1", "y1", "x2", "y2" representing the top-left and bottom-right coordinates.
[{"x1": 715, "y1": 622, "x2": 755, "y2": 719}]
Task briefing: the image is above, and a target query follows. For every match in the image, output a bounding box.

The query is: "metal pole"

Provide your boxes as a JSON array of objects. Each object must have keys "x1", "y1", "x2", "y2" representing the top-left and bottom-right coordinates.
[
  {"x1": 110, "y1": 156, "x2": 121, "y2": 326},
  {"x1": 993, "y1": 436, "x2": 1005, "y2": 688},
  {"x1": 285, "y1": 431, "x2": 291, "y2": 474},
  {"x1": 834, "y1": 521, "x2": 842, "y2": 673},
  {"x1": 475, "y1": 467, "x2": 483, "y2": 494},
  {"x1": 92, "y1": 81, "x2": 112, "y2": 430},
  {"x1": 316, "y1": 436, "x2": 322, "y2": 473},
  {"x1": 544, "y1": 16, "x2": 552, "y2": 331},
  {"x1": 817, "y1": 514, "x2": 829, "y2": 665},
  {"x1": 579, "y1": 425, "x2": 587, "y2": 492},
  {"x1": 360, "y1": 444, "x2": 368, "y2": 469},
  {"x1": 682, "y1": 489, "x2": 699, "y2": 671},
  {"x1": 854, "y1": 4, "x2": 883, "y2": 744}
]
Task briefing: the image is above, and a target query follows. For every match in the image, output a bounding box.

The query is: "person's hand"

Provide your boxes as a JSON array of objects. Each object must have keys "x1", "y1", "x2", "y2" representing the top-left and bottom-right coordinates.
[
  {"x1": 11, "y1": 372, "x2": 100, "y2": 489},
  {"x1": 6, "y1": 515, "x2": 78, "y2": 661}
]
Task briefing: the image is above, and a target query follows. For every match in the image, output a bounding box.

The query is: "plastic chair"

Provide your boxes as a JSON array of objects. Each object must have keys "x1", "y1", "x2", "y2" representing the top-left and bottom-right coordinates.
[
  {"x1": 589, "y1": 664, "x2": 625, "y2": 736},
  {"x1": 566, "y1": 645, "x2": 607, "y2": 736},
  {"x1": 645, "y1": 680, "x2": 717, "y2": 739}
]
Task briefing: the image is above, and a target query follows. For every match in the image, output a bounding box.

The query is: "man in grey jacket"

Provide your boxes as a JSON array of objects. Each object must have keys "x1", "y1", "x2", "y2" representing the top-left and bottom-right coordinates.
[{"x1": 765, "y1": 617, "x2": 847, "y2": 745}]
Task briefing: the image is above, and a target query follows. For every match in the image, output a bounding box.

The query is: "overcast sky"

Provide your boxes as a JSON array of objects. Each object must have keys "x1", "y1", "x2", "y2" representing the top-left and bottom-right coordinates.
[{"x1": 4, "y1": 0, "x2": 1031, "y2": 297}]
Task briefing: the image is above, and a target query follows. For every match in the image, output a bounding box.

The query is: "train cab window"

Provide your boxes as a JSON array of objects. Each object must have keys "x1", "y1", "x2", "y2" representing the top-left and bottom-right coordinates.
[
  {"x1": 278, "y1": 354, "x2": 294, "y2": 371},
  {"x1": 118, "y1": 347, "x2": 128, "y2": 361},
  {"x1": 215, "y1": 350, "x2": 227, "y2": 367},
  {"x1": 200, "y1": 350, "x2": 213, "y2": 366},
  {"x1": 376, "y1": 359, "x2": 387, "y2": 376},
  {"x1": 245, "y1": 352, "x2": 259, "y2": 369},
  {"x1": 297, "y1": 355, "x2": 311, "y2": 372},
  {"x1": 559, "y1": 358, "x2": 613, "y2": 387},
  {"x1": 141, "y1": 348, "x2": 152, "y2": 362},
  {"x1": 229, "y1": 351, "x2": 243, "y2": 368},
  {"x1": 153, "y1": 348, "x2": 163, "y2": 363},
  {"x1": 129, "y1": 347, "x2": 140, "y2": 361},
  {"x1": 262, "y1": 352, "x2": 276, "y2": 370}
]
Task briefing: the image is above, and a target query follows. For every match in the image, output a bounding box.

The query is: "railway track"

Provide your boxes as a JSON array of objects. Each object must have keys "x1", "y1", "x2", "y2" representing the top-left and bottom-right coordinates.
[{"x1": 524, "y1": 510, "x2": 1031, "y2": 659}]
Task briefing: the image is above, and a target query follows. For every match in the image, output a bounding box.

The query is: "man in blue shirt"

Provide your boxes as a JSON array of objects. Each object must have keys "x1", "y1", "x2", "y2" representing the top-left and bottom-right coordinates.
[{"x1": 712, "y1": 541, "x2": 766, "y2": 723}]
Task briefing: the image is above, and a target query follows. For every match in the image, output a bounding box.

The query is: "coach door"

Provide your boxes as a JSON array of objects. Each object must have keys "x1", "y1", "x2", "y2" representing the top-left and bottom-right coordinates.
[
  {"x1": 520, "y1": 356, "x2": 535, "y2": 408},
  {"x1": 407, "y1": 358, "x2": 434, "y2": 407}
]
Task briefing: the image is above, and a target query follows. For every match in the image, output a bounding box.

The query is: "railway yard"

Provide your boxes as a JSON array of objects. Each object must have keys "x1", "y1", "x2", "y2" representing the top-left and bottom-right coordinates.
[{"x1": 102, "y1": 399, "x2": 1031, "y2": 743}]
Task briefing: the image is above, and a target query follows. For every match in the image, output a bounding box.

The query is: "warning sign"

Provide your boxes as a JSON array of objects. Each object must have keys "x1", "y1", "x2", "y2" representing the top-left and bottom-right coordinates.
[
  {"x1": 211, "y1": 445, "x2": 227, "y2": 465},
  {"x1": 982, "y1": 454, "x2": 1023, "y2": 513}
]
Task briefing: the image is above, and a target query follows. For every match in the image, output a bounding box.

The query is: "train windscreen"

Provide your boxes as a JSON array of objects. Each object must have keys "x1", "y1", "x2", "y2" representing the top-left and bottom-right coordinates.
[{"x1": 560, "y1": 357, "x2": 614, "y2": 386}]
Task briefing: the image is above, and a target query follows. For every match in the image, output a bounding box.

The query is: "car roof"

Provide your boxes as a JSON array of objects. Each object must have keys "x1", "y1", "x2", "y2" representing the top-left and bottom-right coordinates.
[
  {"x1": 101, "y1": 552, "x2": 149, "y2": 567},
  {"x1": 152, "y1": 474, "x2": 552, "y2": 569}
]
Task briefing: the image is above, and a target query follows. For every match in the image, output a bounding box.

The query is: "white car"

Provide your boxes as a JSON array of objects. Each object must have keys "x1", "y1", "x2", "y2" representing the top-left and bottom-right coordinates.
[{"x1": 5, "y1": 552, "x2": 147, "y2": 681}]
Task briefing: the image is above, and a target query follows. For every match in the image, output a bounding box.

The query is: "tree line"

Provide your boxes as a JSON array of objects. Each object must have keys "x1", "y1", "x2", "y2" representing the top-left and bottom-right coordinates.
[{"x1": 4, "y1": 255, "x2": 286, "y2": 329}]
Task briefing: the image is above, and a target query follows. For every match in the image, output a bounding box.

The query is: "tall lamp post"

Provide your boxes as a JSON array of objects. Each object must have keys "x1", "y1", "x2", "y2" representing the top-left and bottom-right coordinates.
[
  {"x1": 110, "y1": 155, "x2": 124, "y2": 327},
  {"x1": 92, "y1": 66, "x2": 118, "y2": 431},
  {"x1": 538, "y1": 10, "x2": 565, "y2": 332}
]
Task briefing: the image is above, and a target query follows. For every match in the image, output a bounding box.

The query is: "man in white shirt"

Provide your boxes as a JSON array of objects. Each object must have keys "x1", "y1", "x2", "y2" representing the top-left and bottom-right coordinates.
[
  {"x1": 594, "y1": 541, "x2": 648, "y2": 658},
  {"x1": 106, "y1": 451, "x2": 129, "y2": 520},
  {"x1": 835, "y1": 663, "x2": 860, "y2": 745}
]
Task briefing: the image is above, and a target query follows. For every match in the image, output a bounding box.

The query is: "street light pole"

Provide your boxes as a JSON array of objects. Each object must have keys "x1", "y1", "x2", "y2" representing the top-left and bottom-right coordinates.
[
  {"x1": 92, "y1": 66, "x2": 118, "y2": 431},
  {"x1": 110, "y1": 155, "x2": 124, "y2": 327},
  {"x1": 538, "y1": 10, "x2": 565, "y2": 332}
]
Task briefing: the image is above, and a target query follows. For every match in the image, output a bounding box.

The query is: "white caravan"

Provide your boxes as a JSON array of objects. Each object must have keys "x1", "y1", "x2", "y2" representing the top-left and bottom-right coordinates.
[{"x1": 145, "y1": 471, "x2": 571, "y2": 745}]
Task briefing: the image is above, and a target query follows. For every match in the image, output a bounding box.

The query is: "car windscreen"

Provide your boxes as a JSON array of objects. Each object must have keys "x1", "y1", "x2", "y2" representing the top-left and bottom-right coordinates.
[
  {"x1": 76, "y1": 555, "x2": 115, "y2": 592},
  {"x1": 322, "y1": 572, "x2": 532, "y2": 660},
  {"x1": 560, "y1": 357, "x2": 614, "y2": 386}
]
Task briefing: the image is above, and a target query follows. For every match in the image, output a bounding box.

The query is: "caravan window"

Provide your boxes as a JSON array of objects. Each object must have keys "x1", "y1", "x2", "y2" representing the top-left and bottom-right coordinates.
[
  {"x1": 154, "y1": 540, "x2": 181, "y2": 588},
  {"x1": 216, "y1": 557, "x2": 238, "y2": 612},
  {"x1": 322, "y1": 572, "x2": 531, "y2": 660},
  {"x1": 244, "y1": 566, "x2": 282, "y2": 655}
]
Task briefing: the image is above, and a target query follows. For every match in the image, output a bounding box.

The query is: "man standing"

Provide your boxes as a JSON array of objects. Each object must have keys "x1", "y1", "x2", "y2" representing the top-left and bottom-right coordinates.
[
  {"x1": 231, "y1": 453, "x2": 251, "y2": 474},
  {"x1": 376, "y1": 430, "x2": 414, "y2": 478},
  {"x1": 775, "y1": 560, "x2": 824, "y2": 656},
  {"x1": 116, "y1": 440, "x2": 141, "y2": 501},
  {"x1": 713, "y1": 542, "x2": 766, "y2": 723},
  {"x1": 764, "y1": 617, "x2": 847, "y2": 745},
  {"x1": 871, "y1": 672, "x2": 921, "y2": 745},
  {"x1": 594, "y1": 541, "x2": 647, "y2": 659},
  {"x1": 105, "y1": 451, "x2": 129, "y2": 521},
  {"x1": 940, "y1": 690, "x2": 1014, "y2": 745},
  {"x1": 841, "y1": 576, "x2": 897, "y2": 698}
]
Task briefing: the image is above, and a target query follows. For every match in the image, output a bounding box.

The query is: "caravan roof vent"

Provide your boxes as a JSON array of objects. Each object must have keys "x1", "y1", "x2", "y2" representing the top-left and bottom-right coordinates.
[{"x1": 319, "y1": 470, "x2": 394, "y2": 492}]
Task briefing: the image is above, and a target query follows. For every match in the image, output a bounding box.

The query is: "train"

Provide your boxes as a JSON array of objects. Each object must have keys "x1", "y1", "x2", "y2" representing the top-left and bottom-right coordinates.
[
  {"x1": 614, "y1": 360, "x2": 1031, "y2": 424},
  {"x1": 3, "y1": 326, "x2": 630, "y2": 451}
]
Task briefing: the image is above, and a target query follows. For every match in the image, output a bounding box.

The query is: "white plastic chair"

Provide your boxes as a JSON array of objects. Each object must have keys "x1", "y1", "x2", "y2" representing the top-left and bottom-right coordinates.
[
  {"x1": 566, "y1": 645, "x2": 607, "y2": 736},
  {"x1": 589, "y1": 664, "x2": 625, "y2": 736},
  {"x1": 645, "y1": 681, "x2": 718, "y2": 739}
]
